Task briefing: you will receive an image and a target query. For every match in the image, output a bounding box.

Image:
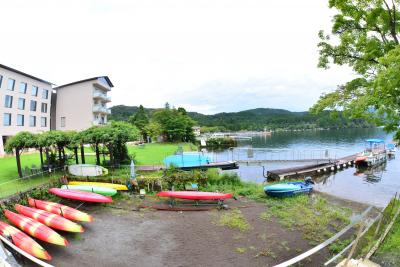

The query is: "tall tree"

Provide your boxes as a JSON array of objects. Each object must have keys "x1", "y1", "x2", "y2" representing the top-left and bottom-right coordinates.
[
  {"x1": 128, "y1": 105, "x2": 149, "y2": 141},
  {"x1": 5, "y1": 132, "x2": 37, "y2": 178},
  {"x1": 311, "y1": 0, "x2": 400, "y2": 137}
]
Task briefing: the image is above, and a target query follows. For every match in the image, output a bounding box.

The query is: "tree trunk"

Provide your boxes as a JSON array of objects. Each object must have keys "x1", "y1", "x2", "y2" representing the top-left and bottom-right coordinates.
[
  {"x1": 95, "y1": 143, "x2": 100, "y2": 165},
  {"x1": 16, "y1": 148, "x2": 22, "y2": 178},
  {"x1": 74, "y1": 147, "x2": 79, "y2": 164},
  {"x1": 108, "y1": 144, "x2": 114, "y2": 167},
  {"x1": 39, "y1": 147, "x2": 44, "y2": 170},
  {"x1": 45, "y1": 148, "x2": 50, "y2": 169},
  {"x1": 80, "y1": 144, "x2": 85, "y2": 164},
  {"x1": 58, "y1": 146, "x2": 62, "y2": 166}
]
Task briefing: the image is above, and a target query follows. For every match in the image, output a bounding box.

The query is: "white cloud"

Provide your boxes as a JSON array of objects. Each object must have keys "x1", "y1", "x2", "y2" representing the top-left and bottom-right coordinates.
[{"x1": 0, "y1": 0, "x2": 354, "y2": 114}]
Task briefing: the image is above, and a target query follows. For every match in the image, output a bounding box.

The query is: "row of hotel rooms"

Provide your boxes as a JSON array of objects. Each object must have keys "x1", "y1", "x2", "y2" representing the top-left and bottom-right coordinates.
[{"x1": 0, "y1": 64, "x2": 113, "y2": 156}]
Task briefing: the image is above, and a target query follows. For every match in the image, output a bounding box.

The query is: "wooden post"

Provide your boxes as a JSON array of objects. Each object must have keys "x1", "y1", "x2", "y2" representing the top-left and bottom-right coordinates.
[{"x1": 344, "y1": 219, "x2": 366, "y2": 266}]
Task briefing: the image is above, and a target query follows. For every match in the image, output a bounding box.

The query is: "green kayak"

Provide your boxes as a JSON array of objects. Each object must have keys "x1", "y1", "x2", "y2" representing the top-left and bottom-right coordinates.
[{"x1": 61, "y1": 185, "x2": 117, "y2": 196}]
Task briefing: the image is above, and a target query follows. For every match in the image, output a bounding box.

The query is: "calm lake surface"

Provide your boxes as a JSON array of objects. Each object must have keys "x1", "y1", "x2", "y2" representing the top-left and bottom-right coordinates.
[{"x1": 210, "y1": 128, "x2": 399, "y2": 207}]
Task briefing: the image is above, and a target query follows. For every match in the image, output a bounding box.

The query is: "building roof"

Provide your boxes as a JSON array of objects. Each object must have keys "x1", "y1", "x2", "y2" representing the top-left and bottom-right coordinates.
[
  {"x1": 0, "y1": 63, "x2": 53, "y2": 85},
  {"x1": 54, "y1": 76, "x2": 114, "y2": 89}
]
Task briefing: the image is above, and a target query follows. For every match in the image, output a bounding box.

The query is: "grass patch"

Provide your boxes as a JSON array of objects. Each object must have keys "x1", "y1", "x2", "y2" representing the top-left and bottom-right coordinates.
[
  {"x1": 255, "y1": 248, "x2": 276, "y2": 258},
  {"x1": 235, "y1": 247, "x2": 247, "y2": 253},
  {"x1": 217, "y1": 208, "x2": 251, "y2": 232},
  {"x1": 261, "y1": 194, "x2": 351, "y2": 243}
]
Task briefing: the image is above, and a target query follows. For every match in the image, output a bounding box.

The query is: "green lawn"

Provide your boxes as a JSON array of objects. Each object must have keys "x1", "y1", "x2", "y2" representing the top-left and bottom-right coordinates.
[
  {"x1": 128, "y1": 143, "x2": 196, "y2": 165},
  {"x1": 0, "y1": 153, "x2": 42, "y2": 183}
]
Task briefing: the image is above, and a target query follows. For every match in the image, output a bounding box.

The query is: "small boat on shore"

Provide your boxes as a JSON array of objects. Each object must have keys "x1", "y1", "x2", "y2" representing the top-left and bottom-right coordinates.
[
  {"x1": 355, "y1": 139, "x2": 387, "y2": 168},
  {"x1": 264, "y1": 179, "x2": 314, "y2": 197},
  {"x1": 387, "y1": 143, "x2": 396, "y2": 158}
]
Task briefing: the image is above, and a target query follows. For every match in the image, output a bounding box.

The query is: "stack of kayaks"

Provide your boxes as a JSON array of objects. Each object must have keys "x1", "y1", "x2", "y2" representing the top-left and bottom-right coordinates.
[
  {"x1": 0, "y1": 198, "x2": 94, "y2": 261},
  {"x1": 61, "y1": 184, "x2": 117, "y2": 196},
  {"x1": 264, "y1": 181, "x2": 313, "y2": 197}
]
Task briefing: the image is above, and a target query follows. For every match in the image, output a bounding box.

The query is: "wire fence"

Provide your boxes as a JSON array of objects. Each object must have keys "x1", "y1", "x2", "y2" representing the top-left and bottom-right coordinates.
[{"x1": 0, "y1": 167, "x2": 65, "y2": 200}]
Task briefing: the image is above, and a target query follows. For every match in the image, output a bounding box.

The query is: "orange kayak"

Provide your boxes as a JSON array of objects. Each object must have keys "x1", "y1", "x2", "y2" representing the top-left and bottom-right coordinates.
[
  {"x1": 28, "y1": 198, "x2": 93, "y2": 222},
  {"x1": 0, "y1": 221, "x2": 51, "y2": 261},
  {"x1": 15, "y1": 204, "x2": 84, "y2": 233},
  {"x1": 4, "y1": 210, "x2": 69, "y2": 246}
]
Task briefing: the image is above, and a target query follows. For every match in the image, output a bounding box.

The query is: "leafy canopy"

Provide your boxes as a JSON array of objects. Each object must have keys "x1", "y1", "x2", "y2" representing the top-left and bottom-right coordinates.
[{"x1": 311, "y1": 0, "x2": 400, "y2": 136}]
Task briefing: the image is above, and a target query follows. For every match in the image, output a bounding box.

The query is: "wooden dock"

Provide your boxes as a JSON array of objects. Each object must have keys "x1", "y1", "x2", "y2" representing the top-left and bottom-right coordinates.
[{"x1": 267, "y1": 154, "x2": 358, "y2": 180}]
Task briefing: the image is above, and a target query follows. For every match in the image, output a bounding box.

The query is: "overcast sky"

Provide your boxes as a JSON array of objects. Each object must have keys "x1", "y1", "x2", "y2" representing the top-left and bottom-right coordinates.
[{"x1": 1, "y1": 0, "x2": 355, "y2": 114}]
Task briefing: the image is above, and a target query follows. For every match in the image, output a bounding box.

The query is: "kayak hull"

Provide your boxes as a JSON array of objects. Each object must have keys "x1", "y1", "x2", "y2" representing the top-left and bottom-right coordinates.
[
  {"x1": 15, "y1": 204, "x2": 84, "y2": 233},
  {"x1": 157, "y1": 191, "x2": 233, "y2": 200},
  {"x1": 68, "y1": 164, "x2": 108, "y2": 177},
  {"x1": 264, "y1": 182, "x2": 313, "y2": 198},
  {"x1": 68, "y1": 181, "x2": 128, "y2": 191},
  {"x1": 61, "y1": 184, "x2": 117, "y2": 196},
  {"x1": 0, "y1": 221, "x2": 51, "y2": 261},
  {"x1": 4, "y1": 210, "x2": 68, "y2": 246},
  {"x1": 28, "y1": 198, "x2": 93, "y2": 222},
  {"x1": 49, "y1": 188, "x2": 113, "y2": 203}
]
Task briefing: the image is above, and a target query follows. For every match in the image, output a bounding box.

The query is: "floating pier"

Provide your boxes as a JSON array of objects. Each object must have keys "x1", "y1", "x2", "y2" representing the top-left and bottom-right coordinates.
[{"x1": 267, "y1": 154, "x2": 358, "y2": 180}]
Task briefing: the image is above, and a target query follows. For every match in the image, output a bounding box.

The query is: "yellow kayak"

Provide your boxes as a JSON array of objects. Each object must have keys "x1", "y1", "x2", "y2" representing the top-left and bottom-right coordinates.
[{"x1": 68, "y1": 181, "x2": 128, "y2": 191}]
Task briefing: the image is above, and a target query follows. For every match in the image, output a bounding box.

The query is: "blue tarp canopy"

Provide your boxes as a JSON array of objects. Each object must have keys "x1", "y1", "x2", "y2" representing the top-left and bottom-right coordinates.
[
  {"x1": 365, "y1": 139, "x2": 385, "y2": 143},
  {"x1": 164, "y1": 154, "x2": 211, "y2": 168}
]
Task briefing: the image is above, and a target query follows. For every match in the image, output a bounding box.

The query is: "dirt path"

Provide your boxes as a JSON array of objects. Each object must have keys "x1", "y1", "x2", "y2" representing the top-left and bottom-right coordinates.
[{"x1": 21, "y1": 196, "x2": 368, "y2": 267}]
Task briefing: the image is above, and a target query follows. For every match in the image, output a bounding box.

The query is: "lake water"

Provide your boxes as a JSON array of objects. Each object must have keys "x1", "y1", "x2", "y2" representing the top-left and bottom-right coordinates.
[{"x1": 209, "y1": 128, "x2": 399, "y2": 208}]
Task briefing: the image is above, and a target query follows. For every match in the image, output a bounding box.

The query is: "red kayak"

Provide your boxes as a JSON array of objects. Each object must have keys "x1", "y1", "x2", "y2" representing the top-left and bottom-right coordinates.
[
  {"x1": 0, "y1": 221, "x2": 51, "y2": 260},
  {"x1": 49, "y1": 188, "x2": 113, "y2": 203},
  {"x1": 28, "y1": 198, "x2": 93, "y2": 222},
  {"x1": 4, "y1": 210, "x2": 69, "y2": 246},
  {"x1": 157, "y1": 191, "x2": 233, "y2": 200},
  {"x1": 15, "y1": 204, "x2": 84, "y2": 233}
]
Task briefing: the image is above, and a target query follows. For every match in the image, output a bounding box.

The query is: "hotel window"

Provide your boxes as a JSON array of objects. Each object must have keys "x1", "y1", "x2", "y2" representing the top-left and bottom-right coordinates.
[
  {"x1": 29, "y1": 115, "x2": 36, "y2": 127},
  {"x1": 41, "y1": 103, "x2": 48, "y2": 113},
  {"x1": 30, "y1": 100, "x2": 37, "y2": 111},
  {"x1": 19, "y1": 82, "x2": 27, "y2": 94},
  {"x1": 61, "y1": 117, "x2": 66, "y2": 127},
  {"x1": 0, "y1": 75, "x2": 3, "y2": 88},
  {"x1": 18, "y1": 98, "x2": 25, "y2": 110},
  {"x1": 17, "y1": 114, "x2": 24, "y2": 126},
  {"x1": 41, "y1": 117, "x2": 47, "y2": 127},
  {"x1": 4, "y1": 95, "x2": 13, "y2": 108},
  {"x1": 42, "y1": 89, "x2": 49, "y2": 99},
  {"x1": 3, "y1": 113, "x2": 11, "y2": 126},
  {"x1": 31, "y1": 86, "x2": 38, "y2": 96},
  {"x1": 7, "y1": 78, "x2": 15, "y2": 91}
]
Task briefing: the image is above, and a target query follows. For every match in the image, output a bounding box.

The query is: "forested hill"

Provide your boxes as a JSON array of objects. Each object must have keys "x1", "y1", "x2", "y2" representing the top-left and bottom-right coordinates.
[{"x1": 110, "y1": 105, "x2": 372, "y2": 131}]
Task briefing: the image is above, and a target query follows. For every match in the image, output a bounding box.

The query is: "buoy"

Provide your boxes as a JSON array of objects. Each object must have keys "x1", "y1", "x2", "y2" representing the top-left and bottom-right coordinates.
[
  {"x1": 331, "y1": 167, "x2": 335, "y2": 171},
  {"x1": 323, "y1": 168, "x2": 327, "y2": 172},
  {"x1": 317, "y1": 169, "x2": 321, "y2": 173}
]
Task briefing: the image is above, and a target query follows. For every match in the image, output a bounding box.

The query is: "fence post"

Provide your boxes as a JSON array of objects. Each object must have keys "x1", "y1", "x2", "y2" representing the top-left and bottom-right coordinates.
[{"x1": 344, "y1": 219, "x2": 366, "y2": 266}]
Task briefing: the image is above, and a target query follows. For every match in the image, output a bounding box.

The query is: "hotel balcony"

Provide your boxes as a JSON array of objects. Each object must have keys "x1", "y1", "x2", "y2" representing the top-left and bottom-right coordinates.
[
  {"x1": 93, "y1": 105, "x2": 111, "y2": 114},
  {"x1": 93, "y1": 120, "x2": 108, "y2": 126},
  {"x1": 93, "y1": 91, "x2": 111, "y2": 102}
]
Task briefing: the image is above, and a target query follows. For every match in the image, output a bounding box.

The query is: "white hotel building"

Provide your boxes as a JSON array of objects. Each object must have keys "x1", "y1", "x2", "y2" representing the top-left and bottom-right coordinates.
[{"x1": 0, "y1": 64, "x2": 113, "y2": 156}]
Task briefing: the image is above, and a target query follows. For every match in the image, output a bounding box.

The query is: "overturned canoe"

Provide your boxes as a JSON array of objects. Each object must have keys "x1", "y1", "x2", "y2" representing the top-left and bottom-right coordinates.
[
  {"x1": 15, "y1": 204, "x2": 84, "y2": 233},
  {"x1": 61, "y1": 184, "x2": 117, "y2": 196},
  {"x1": 0, "y1": 221, "x2": 51, "y2": 261},
  {"x1": 68, "y1": 164, "x2": 108, "y2": 177},
  {"x1": 28, "y1": 198, "x2": 93, "y2": 222},
  {"x1": 49, "y1": 188, "x2": 113, "y2": 203},
  {"x1": 4, "y1": 210, "x2": 68, "y2": 246}
]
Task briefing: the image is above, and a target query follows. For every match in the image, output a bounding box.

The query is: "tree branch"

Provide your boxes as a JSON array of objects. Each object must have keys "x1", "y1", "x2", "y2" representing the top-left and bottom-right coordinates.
[
  {"x1": 383, "y1": 0, "x2": 399, "y2": 44},
  {"x1": 332, "y1": 52, "x2": 380, "y2": 64}
]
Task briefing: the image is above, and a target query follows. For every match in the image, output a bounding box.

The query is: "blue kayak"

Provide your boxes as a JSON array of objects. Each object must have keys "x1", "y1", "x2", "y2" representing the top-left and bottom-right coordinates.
[{"x1": 264, "y1": 181, "x2": 313, "y2": 197}]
